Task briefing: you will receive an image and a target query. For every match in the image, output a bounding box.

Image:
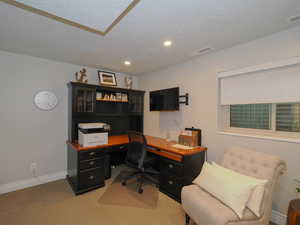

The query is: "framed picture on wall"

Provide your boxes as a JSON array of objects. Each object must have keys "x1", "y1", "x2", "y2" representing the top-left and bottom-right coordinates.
[{"x1": 98, "y1": 71, "x2": 117, "y2": 86}]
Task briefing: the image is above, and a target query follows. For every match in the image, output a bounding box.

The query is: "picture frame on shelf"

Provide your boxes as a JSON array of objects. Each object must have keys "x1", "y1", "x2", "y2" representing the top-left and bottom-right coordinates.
[{"x1": 98, "y1": 71, "x2": 117, "y2": 86}]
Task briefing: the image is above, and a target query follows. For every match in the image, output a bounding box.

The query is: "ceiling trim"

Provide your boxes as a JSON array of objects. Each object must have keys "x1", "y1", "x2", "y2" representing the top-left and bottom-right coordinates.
[{"x1": 1, "y1": 0, "x2": 140, "y2": 36}]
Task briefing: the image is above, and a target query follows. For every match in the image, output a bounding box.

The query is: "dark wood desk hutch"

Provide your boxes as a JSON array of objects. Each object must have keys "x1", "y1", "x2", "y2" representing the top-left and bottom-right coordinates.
[
  {"x1": 67, "y1": 82, "x2": 145, "y2": 194},
  {"x1": 68, "y1": 82, "x2": 144, "y2": 141},
  {"x1": 66, "y1": 82, "x2": 206, "y2": 202}
]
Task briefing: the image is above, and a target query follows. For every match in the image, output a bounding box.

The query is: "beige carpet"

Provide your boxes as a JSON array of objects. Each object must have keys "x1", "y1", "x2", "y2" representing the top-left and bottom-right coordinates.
[
  {"x1": 0, "y1": 168, "x2": 278, "y2": 225},
  {"x1": 0, "y1": 168, "x2": 184, "y2": 225}
]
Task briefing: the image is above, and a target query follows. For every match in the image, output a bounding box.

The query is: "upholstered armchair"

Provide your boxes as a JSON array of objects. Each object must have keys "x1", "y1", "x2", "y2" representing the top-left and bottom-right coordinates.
[{"x1": 181, "y1": 147, "x2": 286, "y2": 225}]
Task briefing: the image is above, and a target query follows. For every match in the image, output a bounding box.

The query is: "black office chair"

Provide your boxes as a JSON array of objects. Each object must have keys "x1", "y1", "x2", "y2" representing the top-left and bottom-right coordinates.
[{"x1": 122, "y1": 131, "x2": 159, "y2": 194}]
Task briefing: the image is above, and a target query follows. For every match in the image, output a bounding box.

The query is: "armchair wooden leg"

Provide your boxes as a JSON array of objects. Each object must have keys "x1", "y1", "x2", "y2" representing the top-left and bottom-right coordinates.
[{"x1": 185, "y1": 213, "x2": 190, "y2": 225}]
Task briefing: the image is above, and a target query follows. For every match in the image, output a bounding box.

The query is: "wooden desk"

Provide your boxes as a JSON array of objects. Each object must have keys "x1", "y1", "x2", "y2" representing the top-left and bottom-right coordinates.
[
  {"x1": 67, "y1": 135, "x2": 207, "y2": 201},
  {"x1": 69, "y1": 135, "x2": 129, "y2": 150},
  {"x1": 68, "y1": 134, "x2": 206, "y2": 162},
  {"x1": 145, "y1": 135, "x2": 206, "y2": 162}
]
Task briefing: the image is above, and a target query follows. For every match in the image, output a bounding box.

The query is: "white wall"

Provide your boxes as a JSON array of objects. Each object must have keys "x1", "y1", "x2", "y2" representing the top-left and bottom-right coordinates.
[
  {"x1": 140, "y1": 25, "x2": 300, "y2": 214},
  {"x1": 0, "y1": 50, "x2": 138, "y2": 186}
]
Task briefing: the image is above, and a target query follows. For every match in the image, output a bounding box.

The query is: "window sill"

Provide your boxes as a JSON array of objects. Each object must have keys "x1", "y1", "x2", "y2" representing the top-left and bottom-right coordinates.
[{"x1": 217, "y1": 130, "x2": 300, "y2": 143}]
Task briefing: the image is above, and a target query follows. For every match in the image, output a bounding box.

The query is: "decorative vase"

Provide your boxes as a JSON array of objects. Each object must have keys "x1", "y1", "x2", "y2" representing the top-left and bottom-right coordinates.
[{"x1": 125, "y1": 76, "x2": 133, "y2": 89}]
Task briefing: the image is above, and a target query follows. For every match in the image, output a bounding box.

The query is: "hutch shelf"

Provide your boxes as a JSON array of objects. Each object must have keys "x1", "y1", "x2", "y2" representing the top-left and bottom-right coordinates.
[{"x1": 68, "y1": 82, "x2": 145, "y2": 141}]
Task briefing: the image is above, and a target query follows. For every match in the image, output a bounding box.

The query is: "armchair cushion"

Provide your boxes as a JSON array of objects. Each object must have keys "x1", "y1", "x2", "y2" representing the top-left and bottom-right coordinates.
[
  {"x1": 182, "y1": 185, "x2": 257, "y2": 225},
  {"x1": 220, "y1": 147, "x2": 286, "y2": 219},
  {"x1": 212, "y1": 162, "x2": 268, "y2": 217},
  {"x1": 193, "y1": 162, "x2": 266, "y2": 218}
]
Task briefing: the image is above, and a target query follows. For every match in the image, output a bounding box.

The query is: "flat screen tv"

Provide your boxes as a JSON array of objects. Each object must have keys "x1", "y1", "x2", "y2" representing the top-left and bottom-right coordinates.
[{"x1": 150, "y1": 87, "x2": 179, "y2": 111}]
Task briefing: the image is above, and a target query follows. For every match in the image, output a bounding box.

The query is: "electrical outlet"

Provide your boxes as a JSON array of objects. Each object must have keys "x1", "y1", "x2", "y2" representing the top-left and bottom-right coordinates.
[{"x1": 30, "y1": 162, "x2": 37, "y2": 177}]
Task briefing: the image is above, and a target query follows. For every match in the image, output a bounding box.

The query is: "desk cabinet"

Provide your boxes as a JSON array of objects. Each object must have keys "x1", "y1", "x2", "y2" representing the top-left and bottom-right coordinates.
[
  {"x1": 159, "y1": 151, "x2": 205, "y2": 202},
  {"x1": 78, "y1": 168, "x2": 104, "y2": 190},
  {"x1": 67, "y1": 144, "x2": 106, "y2": 195},
  {"x1": 160, "y1": 173, "x2": 184, "y2": 201},
  {"x1": 160, "y1": 158, "x2": 184, "y2": 176},
  {"x1": 67, "y1": 142, "x2": 127, "y2": 195}
]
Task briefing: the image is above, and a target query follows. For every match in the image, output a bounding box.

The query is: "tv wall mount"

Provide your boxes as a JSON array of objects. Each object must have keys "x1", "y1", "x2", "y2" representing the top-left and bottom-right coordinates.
[{"x1": 179, "y1": 93, "x2": 189, "y2": 105}]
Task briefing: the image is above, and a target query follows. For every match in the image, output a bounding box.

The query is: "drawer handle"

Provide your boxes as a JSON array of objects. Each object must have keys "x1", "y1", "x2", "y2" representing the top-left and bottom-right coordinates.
[
  {"x1": 89, "y1": 175, "x2": 95, "y2": 180},
  {"x1": 168, "y1": 180, "x2": 174, "y2": 185},
  {"x1": 89, "y1": 161, "x2": 95, "y2": 166},
  {"x1": 89, "y1": 152, "x2": 95, "y2": 156},
  {"x1": 169, "y1": 164, "x2": 174, "y2": 169}
]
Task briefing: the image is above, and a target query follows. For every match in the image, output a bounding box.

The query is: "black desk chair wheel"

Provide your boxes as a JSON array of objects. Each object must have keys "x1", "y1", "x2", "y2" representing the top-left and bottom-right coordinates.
[{"x1": 122, "y1": 131, "x2": 159, "y2": 194}]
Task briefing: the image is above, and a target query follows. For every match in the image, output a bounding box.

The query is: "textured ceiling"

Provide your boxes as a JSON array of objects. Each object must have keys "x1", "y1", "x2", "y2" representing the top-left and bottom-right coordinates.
[{"x1": 0, "y1": 0, "x2": 300, "y2": 75}]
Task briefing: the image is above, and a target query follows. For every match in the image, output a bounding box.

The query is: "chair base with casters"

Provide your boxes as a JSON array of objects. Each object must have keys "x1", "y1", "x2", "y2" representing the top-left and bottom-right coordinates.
[
  {"x1": 122, "y1": 167, "x2": 159, "y2": 194},
  {"x1": 122, "y1": 131, "x2": 160, "y2": 194}
]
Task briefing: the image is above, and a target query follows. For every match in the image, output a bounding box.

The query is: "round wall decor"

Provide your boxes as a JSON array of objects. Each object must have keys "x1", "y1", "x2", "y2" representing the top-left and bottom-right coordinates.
[{"x1": 34, "y1": 91, "x2": 58, "y2": 111}]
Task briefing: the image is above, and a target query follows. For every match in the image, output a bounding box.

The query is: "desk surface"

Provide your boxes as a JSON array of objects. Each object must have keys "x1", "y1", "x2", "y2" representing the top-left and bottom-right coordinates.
[
  {"x1": 145, "y1": 135, "x2": 206, "y2": 156},
  {"x1": 68, "y1": 135, "x2": 207, "y2": 162},
  {"x1": 69, "y1": 135, "x2": 129, "y2": 151}
]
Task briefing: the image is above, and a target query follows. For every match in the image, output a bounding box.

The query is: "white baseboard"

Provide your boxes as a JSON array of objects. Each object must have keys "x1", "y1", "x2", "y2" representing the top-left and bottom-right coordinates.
[
  {"x1": 0, "y1": 171, "x2": 67, "y2": 194},
  {"x1": 271, "y1": 210, "x2": 287, "y2": 225}
]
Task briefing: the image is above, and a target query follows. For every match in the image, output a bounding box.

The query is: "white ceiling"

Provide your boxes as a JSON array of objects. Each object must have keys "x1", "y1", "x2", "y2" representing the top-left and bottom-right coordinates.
[
  {"x1": 0, "y1": 0, "x2": 300, "y2": 75},
  {"x1": 14, "y1": 0, "x2": 135, "y2": 33}
]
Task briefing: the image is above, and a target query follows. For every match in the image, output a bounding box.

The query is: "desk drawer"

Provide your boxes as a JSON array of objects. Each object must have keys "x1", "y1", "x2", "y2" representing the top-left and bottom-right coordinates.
[
  {"x1": 79, "y1": 149, "x2": 106, "y2": 161},
  {"x1": 79, "y1": 158, "x2": 104, "y2": 171},
  {"x1": 79, "y1": 167, "x2": 104, "y2": 189},
  {"x1": 160, "y1": 174, "x2": 183, "y2": 199},
  {"x1": 160, "y1": 158, "x2": 184, "y2": 177},
  {"x1": 108, "y1": 144, "x2": 128, "y2": 152}
]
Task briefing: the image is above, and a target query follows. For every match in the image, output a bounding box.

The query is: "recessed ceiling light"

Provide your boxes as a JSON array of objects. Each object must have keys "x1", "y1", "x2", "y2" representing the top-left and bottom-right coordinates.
[
  {"x1": 163, "y1": 40, "x2": 172, "y2": 47},
  {"x1": 124, "y1": 61, "x2": 131, "y2": 66}
]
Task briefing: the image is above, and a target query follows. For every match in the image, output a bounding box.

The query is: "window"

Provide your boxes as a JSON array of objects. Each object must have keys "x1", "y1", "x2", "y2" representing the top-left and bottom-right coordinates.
[
  {"x1": 230, "y1": 104, "x2": 271, "y2": 130},
  {"x1": 229, "y1": 103, "x2": 300, "y2": 134},
  {"x1": 276, "y1": 103, "x2": 300, "y2": 132},
  {"x1": 217, "y1": 56, "x2": 300, "y2": 141}
]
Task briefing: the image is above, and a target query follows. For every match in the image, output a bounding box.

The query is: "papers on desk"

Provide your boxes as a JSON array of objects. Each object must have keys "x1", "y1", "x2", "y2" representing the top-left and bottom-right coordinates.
[{"x1": 172, "y1": 144, "x2": 194, "y2": 150}]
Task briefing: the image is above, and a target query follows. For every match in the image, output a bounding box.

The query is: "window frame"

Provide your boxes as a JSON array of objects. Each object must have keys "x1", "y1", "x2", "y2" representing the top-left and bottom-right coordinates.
[{"x1": 220, "y1": 103, "x2": 300, "y2": 140}]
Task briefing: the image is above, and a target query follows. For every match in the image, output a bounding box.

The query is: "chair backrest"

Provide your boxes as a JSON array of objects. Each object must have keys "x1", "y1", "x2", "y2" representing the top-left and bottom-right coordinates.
[
  {"x1": 220, "y1": 147, "x2": 286, "y2": 222},
  {"x1": 125, "y1": 131, "x2": 148, "y2": 169}
]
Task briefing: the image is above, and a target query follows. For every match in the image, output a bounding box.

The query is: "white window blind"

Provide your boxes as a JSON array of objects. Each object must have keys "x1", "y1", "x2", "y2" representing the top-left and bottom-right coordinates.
[{"x1": 219, "y1": 58, "x2": 300, "y2": 105}]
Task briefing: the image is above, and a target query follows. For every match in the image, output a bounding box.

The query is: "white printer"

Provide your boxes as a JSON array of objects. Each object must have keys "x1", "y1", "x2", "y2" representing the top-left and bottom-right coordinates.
[{"x1": 78, "y1": 123, "x2": 110, "y2": 147}]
